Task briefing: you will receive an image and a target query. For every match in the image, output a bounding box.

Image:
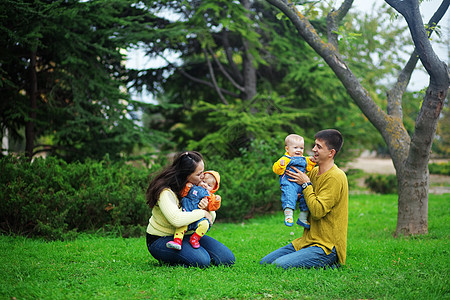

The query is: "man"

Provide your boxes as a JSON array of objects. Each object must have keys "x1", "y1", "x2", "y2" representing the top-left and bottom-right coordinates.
[{"x1": 260, "y1": 129, "x2": 348, "y2": 269}]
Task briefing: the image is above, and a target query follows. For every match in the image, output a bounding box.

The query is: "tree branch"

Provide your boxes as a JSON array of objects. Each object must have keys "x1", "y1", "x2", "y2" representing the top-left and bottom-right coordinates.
[
  {"x1": 222, "y1": 30, "x2": 244, "y2": 85},
  {"x1": 266, "y1": 0, "x2": 389, "y2": 132},
  {"x1": 202, "y1": 48, "x2": 229, "y2": 105},
  {"x1": 208, "y1": 46, "x2": 245, "y2": 92},
  {"x1": 157, "y1": 54, "x2": 239, "y2": 98},
  {"x1": 386, "y1": 0, "x2": 449, "y2": 84},
  {"x1": 327, "y1": 0, "x2": 354, "y2": 49},
  {"x1": 385, "y1": 0, "x2": 449, "y2": 171},
  {"x1": 387, "y1": 0, "x2": 449, "y2": 118},
  {"x1": 267, "y1": 0, "x2": 413, "y2": 165}
]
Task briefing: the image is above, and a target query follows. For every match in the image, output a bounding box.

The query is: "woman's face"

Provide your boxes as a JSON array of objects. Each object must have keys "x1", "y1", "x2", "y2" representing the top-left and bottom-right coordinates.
[{"x1": 187, "y1": 160, "x2": 205, "y2": 185}]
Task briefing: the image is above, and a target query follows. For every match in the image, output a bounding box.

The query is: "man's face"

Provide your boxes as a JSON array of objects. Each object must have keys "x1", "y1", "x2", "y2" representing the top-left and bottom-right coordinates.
[{"x1": 312, "y1": 138, "x2": 333, "y2": 163}]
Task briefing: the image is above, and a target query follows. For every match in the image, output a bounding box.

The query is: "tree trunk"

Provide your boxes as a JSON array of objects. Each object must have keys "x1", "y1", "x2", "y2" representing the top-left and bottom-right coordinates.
[
  {"x1": 241, "y1": 0, "x2": 257, "y2": 102},
  {"x1": 242, "y1": 39, "x2": 257, "y2": 101},
  {"x1": 25, "y1": 50, "x2": 38, "y2": 159},
  {"x1": 266, "y1": 0, "x2": 449, "y2": 236},
  {"x1": 396, "y1": 167, "x2": 429, "y2": 235},
  {"x1": 388, "y1": 0, "x2": 449, "y2": 236}
]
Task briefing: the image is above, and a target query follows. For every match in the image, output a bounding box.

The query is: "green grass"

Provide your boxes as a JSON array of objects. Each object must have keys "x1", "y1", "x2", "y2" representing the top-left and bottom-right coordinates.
[{"x1": 1, "y1": 194, "x2": 449, "y2": 299}]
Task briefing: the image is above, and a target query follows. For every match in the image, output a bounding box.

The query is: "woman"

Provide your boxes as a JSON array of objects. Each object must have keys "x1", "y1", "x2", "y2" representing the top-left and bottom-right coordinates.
[{"x1": 145, "y1": 151, "x2": 235, "y2": 267}]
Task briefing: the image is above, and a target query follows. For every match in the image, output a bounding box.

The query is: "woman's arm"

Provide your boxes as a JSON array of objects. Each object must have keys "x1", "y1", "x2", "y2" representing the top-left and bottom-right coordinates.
[{"x1": 159, "y1": 189, "x2": 205, "y2": 227}]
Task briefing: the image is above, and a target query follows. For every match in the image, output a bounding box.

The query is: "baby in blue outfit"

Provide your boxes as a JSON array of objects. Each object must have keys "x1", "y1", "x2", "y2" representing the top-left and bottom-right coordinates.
[{"x1": 273, "y1": 134, "x2": 316, "y2": 228}]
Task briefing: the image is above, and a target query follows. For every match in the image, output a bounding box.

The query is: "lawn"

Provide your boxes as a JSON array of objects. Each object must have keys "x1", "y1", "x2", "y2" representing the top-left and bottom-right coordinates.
[{"x1": 1, "y1": 194, "x2": 448, "y2": 299}]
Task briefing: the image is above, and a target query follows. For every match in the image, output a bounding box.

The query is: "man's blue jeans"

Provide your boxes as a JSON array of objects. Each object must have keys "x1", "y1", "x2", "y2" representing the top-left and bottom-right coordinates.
[
  {"x1": 147, "y1": 234, "x2": 235, "y2": 268},
  {"x1": 260, "y1": 243, "x2": 339, "y2": 269}
]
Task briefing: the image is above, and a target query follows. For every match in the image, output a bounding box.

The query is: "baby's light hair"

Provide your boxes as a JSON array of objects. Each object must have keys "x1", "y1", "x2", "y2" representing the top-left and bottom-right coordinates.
[{"x1": 285, "y1": 134, "x2": 304, "y2": 146}]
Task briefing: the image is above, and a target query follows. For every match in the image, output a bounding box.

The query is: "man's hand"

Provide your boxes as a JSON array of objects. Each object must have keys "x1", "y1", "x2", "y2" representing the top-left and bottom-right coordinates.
[{"x1": 286, "y1": 166, "x2": 310, "y2": 185}]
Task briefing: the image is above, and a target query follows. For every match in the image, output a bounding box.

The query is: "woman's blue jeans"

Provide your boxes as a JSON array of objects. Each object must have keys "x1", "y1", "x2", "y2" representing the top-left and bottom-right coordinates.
[
  {"x1": 147, "y1": 233, "x2": 235, "y2": 268},
  {"x1": 260, "y1": 243, "x2": 339, "y2": 269}
]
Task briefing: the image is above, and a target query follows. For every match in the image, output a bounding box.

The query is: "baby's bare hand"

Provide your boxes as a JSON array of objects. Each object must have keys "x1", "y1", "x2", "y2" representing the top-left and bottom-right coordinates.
[{"x1": 198, "y1": 197, "x2": 209, "y2": 210}]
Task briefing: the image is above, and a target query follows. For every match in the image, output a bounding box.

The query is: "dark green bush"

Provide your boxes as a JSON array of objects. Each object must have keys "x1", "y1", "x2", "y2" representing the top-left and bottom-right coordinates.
[
  {"x1": 0, "y1": 155, "x2": 154, "y2": 239},
  {"x1": 207, "y1": 139, "x2": 283, "y2": 221},
  {"x1": 364, "y1": 174, "x2": 398, "y2": 194},
  {"x1": 1, "y1": 138, "x2": 328, "y2": 238},
  {"x1": 428, "y1": 162, "x2": 450, "y2": 175}
]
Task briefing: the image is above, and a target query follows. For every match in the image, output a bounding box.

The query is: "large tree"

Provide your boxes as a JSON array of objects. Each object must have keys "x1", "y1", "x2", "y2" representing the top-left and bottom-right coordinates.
[
  {"x1": 0, "y1": 0, "x2": 164, "y2": 161},
  {"x1": 267, "y1": 0, "x2": 449, "y2": 236},
  {"x1": 132, "y1": 0, "x2": 412, "y2": 158}
]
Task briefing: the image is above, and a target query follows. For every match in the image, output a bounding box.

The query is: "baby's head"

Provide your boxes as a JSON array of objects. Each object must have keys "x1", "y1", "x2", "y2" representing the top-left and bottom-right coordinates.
[
  {"x1": 285, "y1": 134, "x2": 305, "y2": 157},
  {"x1": 200, "y1": 170, "x2": 220, "y2": 193}
]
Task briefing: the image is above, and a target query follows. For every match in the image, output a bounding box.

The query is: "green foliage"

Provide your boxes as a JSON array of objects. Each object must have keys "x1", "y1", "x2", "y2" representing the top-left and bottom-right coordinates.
[
  {"x1": 344, "y1": 168, "x2": 366, "y2": 191},
  {"x1": 433, "y1": 104, "x2": 450, "y2": 156},
  {"x1": 429, "y1": 161, "x2": 450, "y2": 176},
  {"x1": 0, "y1": 146, "x2": 285, "y2": 238},
  {"x1": 365, "y1": 174, "x2": 398, "y2": 194},
  {"x1": 0, "y1": 194, "x2": 448, "y2": 299},
  {"x1": 188, "y1": 94, "x2": 315, "y2": 158},
  {"x1": 0, "y1": 155, "x2": 153, "y2": 239},
  {"x1": 135, "y1": 0, "x2": 386, "y2": 159},
  {"x1": 207, "y1": 139, "x2": 282, "y2": 221},
  {"x1": 0, "y1": 0, "x2": 166, "y2": 161}
]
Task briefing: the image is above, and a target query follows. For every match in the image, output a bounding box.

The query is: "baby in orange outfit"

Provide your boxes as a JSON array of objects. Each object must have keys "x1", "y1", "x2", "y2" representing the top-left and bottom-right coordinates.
[{"x1": 166, "y1": 171, "x2": 221, "y2": 250}]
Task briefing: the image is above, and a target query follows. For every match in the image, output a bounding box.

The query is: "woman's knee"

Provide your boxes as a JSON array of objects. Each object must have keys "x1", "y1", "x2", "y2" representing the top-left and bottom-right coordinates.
[
  {"x1": 200, "y1": 236, "x2": 235, "y2": 266},
  {"x1": 214, "y1": 250, "x2": 235, "y2": 266}
]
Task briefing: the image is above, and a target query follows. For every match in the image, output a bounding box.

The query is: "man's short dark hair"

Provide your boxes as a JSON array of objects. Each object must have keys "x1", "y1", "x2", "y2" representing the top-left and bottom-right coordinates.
[{"x1": 315, "y1": 129, "x2": 343, "y2": 157}]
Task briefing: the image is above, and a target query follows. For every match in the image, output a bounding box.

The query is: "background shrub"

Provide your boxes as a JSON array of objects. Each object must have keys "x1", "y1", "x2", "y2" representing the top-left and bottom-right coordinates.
[
  {"x1": 428, "y1": 161, "x2": 450, "y2": 175},
  {"x1": 0, "y1": 155, "x2": 155, "y2": 239},
  {"x1": 345, "y1": 168, "x2": 365, "y2": 191},
  {"x1": 1, "y1": 139, "x2": 355, "y2": 238},
  {"x1": 364, "y1": 174, "x2": 398, "y2": 194},
  {"x1": 207, "y1": 139, "x2": 285, "y2": 221}
]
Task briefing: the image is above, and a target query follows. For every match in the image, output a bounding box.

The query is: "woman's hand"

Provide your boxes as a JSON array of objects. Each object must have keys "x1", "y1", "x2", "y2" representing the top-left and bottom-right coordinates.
[
  {"x1": 285, "y1": 166, "x2": 310, "y2": 185},
  {"x1": 198, "y1": 197, "x2": 209, "y2": 210},
  {"x1": 204, "y1": 211, "x2": 213, "y2": 224}
]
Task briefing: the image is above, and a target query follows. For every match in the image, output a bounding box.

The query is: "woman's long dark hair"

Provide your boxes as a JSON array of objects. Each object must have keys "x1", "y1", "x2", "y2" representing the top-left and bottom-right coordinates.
[{"x1": 146, "y1": 151, "x2": 204, "y2": 208}]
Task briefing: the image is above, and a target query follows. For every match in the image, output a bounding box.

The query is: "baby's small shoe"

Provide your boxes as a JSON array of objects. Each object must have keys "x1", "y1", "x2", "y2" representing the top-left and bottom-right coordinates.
[
  {"x1": 189, "y1": 233, "x2": 201, "y2": 249},
  {"x1": 166, "y1": 240, "x2": 182, "y2": 250},
  {"x1": 296, "y1": 219, "x2": 311, "y2": 229},
  {"x1": 285, "y1": 217, "x2": 294, "y2": 227}
]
